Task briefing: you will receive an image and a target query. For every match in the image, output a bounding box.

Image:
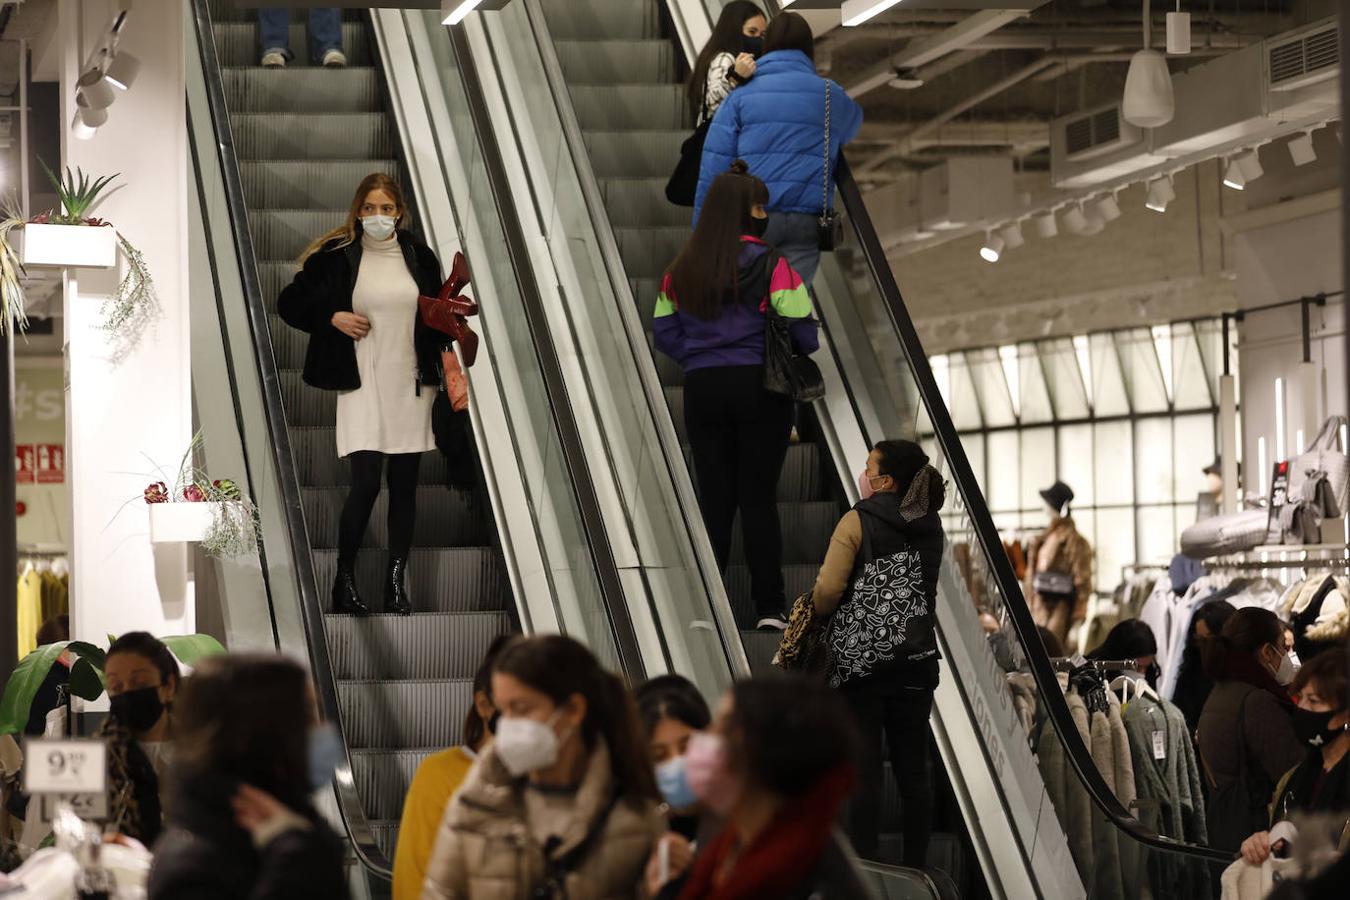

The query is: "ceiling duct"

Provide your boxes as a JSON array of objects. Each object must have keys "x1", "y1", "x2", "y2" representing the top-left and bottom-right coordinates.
[
  {"x1": 868, "y1": 156, "x2": 1016, "y2": 245},
  {"x1": 1267, "y1": 20, "x2": 1338, "y2": 92}
]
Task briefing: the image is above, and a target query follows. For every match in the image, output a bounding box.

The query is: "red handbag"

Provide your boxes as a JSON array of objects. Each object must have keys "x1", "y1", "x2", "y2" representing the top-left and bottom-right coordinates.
[
  {"x1": 418, "y1": 251, "x2": 480, "y2": 367},
  {"x1": 442, "y1": 350, "x2": 469, "y2": 412}
]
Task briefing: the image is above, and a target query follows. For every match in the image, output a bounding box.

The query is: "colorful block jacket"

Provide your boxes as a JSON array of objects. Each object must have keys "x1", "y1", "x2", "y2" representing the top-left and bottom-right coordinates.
[{"x1": 653, "y1": 237, "x2": 819, "y2": 373}]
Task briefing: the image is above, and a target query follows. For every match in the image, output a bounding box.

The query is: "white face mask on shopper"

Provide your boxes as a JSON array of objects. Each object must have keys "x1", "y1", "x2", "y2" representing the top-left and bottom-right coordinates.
[
  {"x1": 361, "y1": 214, "x2": 396, "y2": 241},
  {"x1": 494, "y1": 709, "x2": 568, "y2": 777},
  {"x1": 1274, "y1": 651, "x2": 1298, "y2": 686}
]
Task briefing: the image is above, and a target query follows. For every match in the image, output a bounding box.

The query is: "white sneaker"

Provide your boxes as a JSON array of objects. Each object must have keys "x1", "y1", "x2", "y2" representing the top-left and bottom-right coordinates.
[
  {"x1": 756, "y1": 616, "x2": 788, "y2": 632},
  {"x1": 322, "y1": 49, "x2": 347, "y2": 68},
  {"x1": 260, "y1": 50, "x2": 286, "y2": 68}
]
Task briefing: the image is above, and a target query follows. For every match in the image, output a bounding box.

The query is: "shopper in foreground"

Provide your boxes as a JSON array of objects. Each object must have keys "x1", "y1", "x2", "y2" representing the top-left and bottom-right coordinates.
[
  {"x1": 148, "y1": 654, "x2": 348, "y2": 900},
  {"x1": 420, "y1": 635, "x2": 664, "y2": 898},
  {"x1": 810, "y1": 439, "x2": 945, "y2": 867},
  {"x1": 655, "y1": 161, "x2": 818, "y2": 631}
]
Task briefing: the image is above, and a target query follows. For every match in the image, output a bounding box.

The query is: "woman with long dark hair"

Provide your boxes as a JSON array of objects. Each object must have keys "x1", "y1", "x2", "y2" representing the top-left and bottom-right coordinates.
[
  {"x1": 655, "y1": 161, "x2": 818, "y2": 631},
  {"x1": 1174, "y1": 599, "x2": 1237, "y2": 734},
  {"x1": 421, "y1": 635, "x2": 664, "y2": 898},
  {"x1": 148, "y1": 655, "x2": 348, "y2": 900},
  {"x1": 278, "y1": 173, "x2": 448, "y2": 617},
  {"x1": 687, "y1": 2, "x2": 766, "y2": 124},
  {"x1": 1197, "y1": 607, "x2": 1305, "y2": 852},
  {"x1": 1086, "y1": 618, "x2": 1160, "y2": 685}
]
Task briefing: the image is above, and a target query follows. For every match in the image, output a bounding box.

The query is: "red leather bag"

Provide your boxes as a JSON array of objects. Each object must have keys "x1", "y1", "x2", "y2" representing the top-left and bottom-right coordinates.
[
  {"x1": 418, "y1": 251, "x2": 480, "y2": 367},
  {"x1": 442, "y1": 350, "x2": 469, "y2": 412}
]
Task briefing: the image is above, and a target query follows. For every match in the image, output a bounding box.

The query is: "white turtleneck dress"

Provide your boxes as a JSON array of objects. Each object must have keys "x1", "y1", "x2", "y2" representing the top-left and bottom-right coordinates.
[{"x1": 335, "y1": 232, "x2": 436, "y2": 458}]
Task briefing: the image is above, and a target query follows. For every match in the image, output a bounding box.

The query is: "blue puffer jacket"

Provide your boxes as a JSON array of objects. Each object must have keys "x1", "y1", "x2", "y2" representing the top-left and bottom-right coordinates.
[{"x1": 694, "y1": 50, "x2": 862, "y2": 222}]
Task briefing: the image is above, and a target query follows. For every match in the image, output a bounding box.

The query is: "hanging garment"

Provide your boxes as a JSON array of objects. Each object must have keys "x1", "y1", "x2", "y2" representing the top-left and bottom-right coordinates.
[
  {"x1": 16, "y1": 568, "x2": 43, "y2": 659},
  {"x1": 1219, "y1": 856, "x2": 1305, "y2": 900},
  {"x1": 1086, "y1": 688, "x2": 1138, "y2": 900},
  {"x1": 1036, "y1": 675, "x2": 1096, "y2": 879}
]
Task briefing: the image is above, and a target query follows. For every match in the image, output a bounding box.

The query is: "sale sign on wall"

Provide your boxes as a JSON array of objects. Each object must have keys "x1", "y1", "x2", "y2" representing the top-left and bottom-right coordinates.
[
  {"x1": 16, "y1": 444, "x2": 35, "y2": 484},
  {"x1": 36, "y1": 444, "x2": 65, "y2": 484}
]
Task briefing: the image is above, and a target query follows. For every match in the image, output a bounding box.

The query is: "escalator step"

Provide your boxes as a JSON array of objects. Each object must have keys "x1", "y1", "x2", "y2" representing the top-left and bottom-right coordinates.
[
  {"x1": 645, "y1": 336, "x2": 684, "y2": 387},
  {"x1": 211, "y1": 21, "x2": 372, "y2": 67},
  {"x1": 613, "y1": 226, "x2": 687, "y2": 278},
  {"x1": 287, "y1": 424, "x2": 460, "y2": 488},
  {"x1": 370, "y1": 820, "x2": 399, "y2": 859},
  {"x1": 205, "y1": 1, "x2": 364, "y2": 23},
  {"x1": 338, "y1": 679, "x2": 472, "y2": 749},
  {"x1": 268, "y1": 313, "x2": 306, "y2": 369},
  {"x1": 259, "y1": 262, "x2": 296, "y2": 312},
  {"x1": 249, "y1": 209, "x2": 349, "y2": 261},
  {"x1": 221, "y1": 67, "x2": 382, "y2": 114},
  {"x1": 730, "y1": 502, "x2": 839, "y2": 564},
  {"x1": 599, "y1": 178, "x2": 688, "y2": 228},
  {"x1": 584, "y1": 131, "x2": 683, "y2": 180},
  {"x1": 326, "y1": 612, "x2": 512, "y2": 680},
  {"x1": 350, "y1": 749, "x2": 432, "y2": 820},
  {"x1": 312, "y1": 548, "x2": 508, "y2": 615},
  {"x1": 241, "y1": 160, "x2": 401, "y2": 209},
  {"x1": 740, "y1": 630, "x2": 781, "y2": 672},
  {"x1": 543, "y1": 0, "x2": 660, "y2": 41},
  {"x1": 280, "y1": 369, "x2": 335, "y2": 425},
  {"x1": 302, "y1": 485, "x2": 491, "y2": 549},
  {"x1": 231, "y1": 113, "x2": 394, "y2": 162},
  {"x1": 567, "y1": 85, "x2": 684, "y2": 131},
  {"x1": 631, "y1": 278, "x2": 661, "y2": 330},
  {"x1": 554, "y1": 40, "x2": 675, "y2": 84},
  {"x1": 726, "y1": 564, "x2": 819, "y2": 626}
]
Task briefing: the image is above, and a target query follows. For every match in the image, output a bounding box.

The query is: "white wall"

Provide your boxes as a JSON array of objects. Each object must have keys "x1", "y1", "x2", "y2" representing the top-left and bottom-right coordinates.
[{"x1": 59, "y1": 0, "x2": 193, "y2": 649}]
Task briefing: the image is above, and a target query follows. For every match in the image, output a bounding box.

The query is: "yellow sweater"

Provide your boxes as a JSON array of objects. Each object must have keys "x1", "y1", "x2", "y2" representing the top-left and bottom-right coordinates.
[{"x1": 393, "y1": 746, "x2": 477, "y2": 900}]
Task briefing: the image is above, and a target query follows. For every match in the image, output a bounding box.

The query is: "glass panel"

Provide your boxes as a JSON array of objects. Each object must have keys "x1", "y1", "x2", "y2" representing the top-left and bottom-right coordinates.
[
  {"x1": 1114, "y1": 328, "x2": 1168, "y2": 413},
  {"x1": 1019, "y1": 342, "x2": 1054, "y2": 423},
  {"x1": 1090, "y1": 332, "x2": 1131, "y2": 415},
  {"x1": 1174, "y1": 414, "x2": 1217, "y2": 503},
  {"x1": 969, "y1": 348, "x2": 1015, "y2": 427},
  {"x1": 1020, "y1": 427, "x2": 1057, "y2": 512},
  {"x1": 1041, "y1": 337, "x2": 1090, "y2": 419},
  {"x1": 964, "y1": 432, "x2": 987, "y2": 496},
  {"x1": 1058, "y1": 424, "x2": 1095, "y2": 508},
  {"x1": 1137, "y1": 505, "x2": 1178, "y2": 566},
  {"x1": 1135, "y1": 418, "x2": 1173, "y2": 504},
  {"x1": 1172, "y1": 322, "x2": 1215, "y2": 410},
  {"x1": 986, "y1": 431, "x2": 1020, "y2": 513},
  {"x1": 1092, "y1": 507, "x2": 1135, "y2": 594},
  {"x1": 1094, "y1": 421, "x2": 1134, "y2": 504},
  {"x1": 947, "y1": 353, "x2": 983, "y2": 431}
]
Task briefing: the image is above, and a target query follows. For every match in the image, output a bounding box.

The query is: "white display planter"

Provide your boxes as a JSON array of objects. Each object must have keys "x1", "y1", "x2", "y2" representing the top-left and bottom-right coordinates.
[
  {"x1": 21, "y1": 223, "x2": 117, "y2": 268},
  {"x1": 149, "y1": 502, "x2": 235, "y2": 543}
]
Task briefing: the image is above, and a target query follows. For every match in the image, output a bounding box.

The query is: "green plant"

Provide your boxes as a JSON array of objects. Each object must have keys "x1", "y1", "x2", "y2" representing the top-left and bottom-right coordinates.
[
  {"x1": 0, "y1": 194, "x2": 27, "y2": 336},
  {"x1": 103, "y1": 233, "x2": 161, "y2": 361},
  {"x1": 38, "y1": 159, "x2": 119, "y2": 225},
  {"x1": 0, "y1": 634, "x2": 227, "y2": 735}
]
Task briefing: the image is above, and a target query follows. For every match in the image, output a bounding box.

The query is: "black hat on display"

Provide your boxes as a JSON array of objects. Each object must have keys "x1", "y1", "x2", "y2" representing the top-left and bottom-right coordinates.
[
  {"x1": 1039, "y1": 481, "x2": 1074, "y2": 514},
  {"x1": 1202, "y1": 457, "x2": 1240, "y2": 478}
]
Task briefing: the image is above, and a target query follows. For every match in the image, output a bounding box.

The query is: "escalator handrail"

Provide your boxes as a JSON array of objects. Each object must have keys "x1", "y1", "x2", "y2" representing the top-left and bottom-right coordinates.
[{"x1": 187, "y1": 1, "x2": 393, "y2": 877}]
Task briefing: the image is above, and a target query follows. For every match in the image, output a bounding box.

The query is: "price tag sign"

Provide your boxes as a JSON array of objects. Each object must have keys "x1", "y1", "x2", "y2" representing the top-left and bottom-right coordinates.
[
  {"x1": 23, "y1": 739, "x2": 107, "y2": 795},
  {"x1": 39, "y1": 791, "x2": 109, "y2": 823}
]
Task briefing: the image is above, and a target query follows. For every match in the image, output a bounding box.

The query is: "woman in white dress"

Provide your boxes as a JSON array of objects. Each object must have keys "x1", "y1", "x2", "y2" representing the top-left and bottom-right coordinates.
[{"x1": 278, "y1": 173, "x2": 446, "y2": 616}]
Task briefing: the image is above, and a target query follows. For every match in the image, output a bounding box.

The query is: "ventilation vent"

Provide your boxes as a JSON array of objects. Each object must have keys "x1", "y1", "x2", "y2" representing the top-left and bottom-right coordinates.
[
  {"x1": 1268, "y1": 22, "x2": 1339, "y2": 91},
  {"x1": 1062, "y1": 105, "x2": 1133, "y2": 161}
]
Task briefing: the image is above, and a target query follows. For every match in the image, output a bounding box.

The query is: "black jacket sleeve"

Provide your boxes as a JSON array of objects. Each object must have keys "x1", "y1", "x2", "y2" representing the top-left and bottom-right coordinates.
[
  {"x1": 150, "y1": 828, "x2": 347, "y2": 900},
  {"x1": 413, "y1": 243, "x2": 447, "y2": 385},
  {"x1": 276, "y1": 251, "x2": 340, "y2": 335}
]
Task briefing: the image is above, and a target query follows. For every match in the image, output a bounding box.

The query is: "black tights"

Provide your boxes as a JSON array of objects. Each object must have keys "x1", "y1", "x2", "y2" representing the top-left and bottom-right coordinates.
[{"x1": 338, "y1": 451, "x2": 421, "y2": 564}]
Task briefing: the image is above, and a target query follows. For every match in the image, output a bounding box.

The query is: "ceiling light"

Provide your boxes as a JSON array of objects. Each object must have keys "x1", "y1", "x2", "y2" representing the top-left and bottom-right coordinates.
[
  {"x1": 1122, "y1": 49, "x2": 1174, "y2": 128},
  {"x1": 1093, "y1": 193, "x2": 1121, "y2": 222},
  {"x1": 77, "y1": 67, "x2": 115, "y2": 110},
  {"x1": 1223, "y1": 157, "x2": 1246, "y2": 191},
  {"x1": 70, "y1": 111, "x2": 98, "y2": 141},
  {"x1": 1081, "y1": 213, "x2": 1106, "y2": 236},
  {"x1": 1001, "y1": 222, "x2": 1024, "y2": 250},
  {"x1": 1145, "y1": 175, "x2": 1175, "y2": 212},
  {"x1": 1236, "y1": 149, "x2": 1264, "y2": 182},
  {"x1": 1035, "y1": 211, "x2": 1058, "y2": 239},
  {"x1": 1166, "y1": 11, "x2": 1191, "y2": 55},
  {"x1": 1062, "y1": 204, "x2": 1088, "y2": 235},
  {"x1": 888, "y1": 69, "x2": 925, "y2": 90},
  {"x1": 979, "y1": 231, "x2": 1004, "y2": 263},
  {"x1": 105, "y1": 52, "x2": 140, "y2": 91},
  {"x1": 1287, "y1": 131, "x2": 1317, "y2": 167},
  {"x1": 442, "y1": 0, "x2": 483, "y2": 24},
  {"x1": 842, "y1": 0, "x2": 906, "y2": 27}
]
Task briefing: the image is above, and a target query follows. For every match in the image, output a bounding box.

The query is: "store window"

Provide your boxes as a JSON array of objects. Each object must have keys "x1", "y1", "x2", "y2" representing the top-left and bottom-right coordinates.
[{"x1": 928, "y1": 319, "x2": 1228, "y2": 592}]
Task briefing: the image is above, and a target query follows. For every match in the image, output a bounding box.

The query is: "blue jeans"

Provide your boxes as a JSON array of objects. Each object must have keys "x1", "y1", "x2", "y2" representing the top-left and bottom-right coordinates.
[
  {"x1": 763, "y1": 211, "x2": 822, "y2": 285},
  {"x1": 258, "y1": 8, "x2": 342, "y2": 62}
]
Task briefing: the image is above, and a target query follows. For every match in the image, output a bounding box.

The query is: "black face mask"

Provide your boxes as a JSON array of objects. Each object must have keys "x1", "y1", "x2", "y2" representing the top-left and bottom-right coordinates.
[
  {"x1": 109, "y1": 685, "x2": 165, "y2": 734},
  {"x1": 747, "y1": 215, "x2": 768, "y2": 238},
  {"x1": 742, "y1": 35, "x2": 764, "y2": 57},
  {"x1": 1290, "y1": 706, "x2": 1345, "y2": 749}
]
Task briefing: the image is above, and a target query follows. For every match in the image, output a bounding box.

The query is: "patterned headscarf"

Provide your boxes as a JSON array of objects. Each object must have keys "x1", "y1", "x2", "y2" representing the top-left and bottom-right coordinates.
[{"x1": 899, "y1": 464, "x2": 946, "y2": 522}]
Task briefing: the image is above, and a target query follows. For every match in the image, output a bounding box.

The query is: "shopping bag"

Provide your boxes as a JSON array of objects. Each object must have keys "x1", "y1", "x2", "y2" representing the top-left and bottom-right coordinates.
[{"x1": 1288, "y1": 415, "x2": 1349, "y2": 515}]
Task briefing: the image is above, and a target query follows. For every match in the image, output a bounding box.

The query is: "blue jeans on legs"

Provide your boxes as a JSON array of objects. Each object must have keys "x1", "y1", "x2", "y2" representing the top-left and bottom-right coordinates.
[
  {"x1": 762, "y1": 210, "x2": 822, "y2": 285},
  {"x1": 258, "y1": 8, "x2": 342, "y2": 62}
]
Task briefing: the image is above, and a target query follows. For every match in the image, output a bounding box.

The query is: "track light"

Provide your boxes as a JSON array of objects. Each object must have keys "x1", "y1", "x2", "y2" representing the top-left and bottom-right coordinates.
[
  {"x1": 1236, "y1": 149, "x2": 1264, "y2": 182},
  {"x1": 105, "y1": 52, "x2": 140, "y2": 91},
  {"x1": 1035, "y1": 211, "x2": 1058, "y2": 239},
  {"x1": 1062, "y1": 204, "x2": 1088, "y2": 235},
  {"x1": 1145, "y1": 175, "x2": 1175, "y2": 212},
  {"x1": 1287, "y1": 131, "x2": 1316, "y2": 167},
  {"x1": 70, "y1": 111, "x2": 98, "y2": 141},
  {"x1": 841, "y1": 0, "x2": 907, "y2": 27},
  {"x1": 1080, "y1": 213, "x2": 1106, "y2": 236},
  {"x1": 1093, "y1": 193, "x2": 1122, "y2": 223},
  {"x1": 980, "y1": 231, "x2": 1004, "y2": 263},
  {"x1": 1223, "y1": 157, "x2": 1246, "y2": 191},
  {"x1": 77, "y1": 67, "x2": 115, "y2": 110},
  {"x1": 1001, "y1": 222, "x2": 1025, "y2": 250}
]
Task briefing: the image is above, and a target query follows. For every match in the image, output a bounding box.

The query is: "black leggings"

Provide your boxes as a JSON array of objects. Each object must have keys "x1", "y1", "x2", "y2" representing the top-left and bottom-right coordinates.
[
  {"x1": 338, "y1": 451, "x2": 421, "y2": 564},
  {"x1": 844, "y1": 685, "x2": 936, "y2": 867},
  {"x1": 683, "y1": 365, "x2": 793, "y2": 618}
]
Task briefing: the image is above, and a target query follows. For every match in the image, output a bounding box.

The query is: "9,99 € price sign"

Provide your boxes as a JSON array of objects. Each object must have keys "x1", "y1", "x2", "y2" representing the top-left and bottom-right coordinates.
[{"x1": 23, "y1": 739, "x2": 107, "y2": 795}]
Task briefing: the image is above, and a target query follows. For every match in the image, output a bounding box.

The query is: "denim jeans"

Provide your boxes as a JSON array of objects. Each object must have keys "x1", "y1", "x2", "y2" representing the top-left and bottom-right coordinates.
[
  {"x1": 762, "y1": 211, "x2": 822, "y2": 285},
  {"x1": 258, "y1": 8, "x2": 342, "y2": 62}
]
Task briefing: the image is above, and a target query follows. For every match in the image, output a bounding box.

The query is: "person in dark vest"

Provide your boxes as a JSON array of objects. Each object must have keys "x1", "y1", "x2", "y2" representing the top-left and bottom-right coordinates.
[{"x1": 809, "y1": 439, "x2": 944, "y2": 867}]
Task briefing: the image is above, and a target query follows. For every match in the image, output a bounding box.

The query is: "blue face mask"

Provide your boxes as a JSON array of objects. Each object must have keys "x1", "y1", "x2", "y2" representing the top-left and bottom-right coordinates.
[
  {"x1": 308, "y1": 723, "x2": 344, "y2": 791},
  {"x1": 655, "y1": 755, "x2": 698, "y2": 810}
]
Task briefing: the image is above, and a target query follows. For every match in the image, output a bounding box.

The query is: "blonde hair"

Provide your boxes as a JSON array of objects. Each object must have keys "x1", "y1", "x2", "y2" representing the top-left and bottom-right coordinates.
[{"x1": 297, "y1": 172, "x2": 407, "y2": 264}]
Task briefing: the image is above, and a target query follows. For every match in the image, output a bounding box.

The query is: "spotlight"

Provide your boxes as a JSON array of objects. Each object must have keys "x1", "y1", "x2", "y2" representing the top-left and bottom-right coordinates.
[
  {"x1": 1223, "y1": 157, "x2": 1246, "y2": 191},
  {"x1": 1145, "y1": 175, "x2": 1175, "y2": 212},
  {"x1": 1236, "y1": 149, "x2": 1264, "y2": 182},
  {"x1": 1035, "y1": 211, "x2": 1058, "y2": 239},
  {"x1": 1093, "y1": 193, "x2": 1122, "y2": 222},
  {"x1": 1287, "y1": 131, "x2": 1316, "y2": 167},
  {"x1": 77, "y1": 67, "x2": 115, "y2": 110},
  {"x1": 70, "y1": 111, "x2": 98, "y2": 141},
  {"x1": 979, "y1": 231, "x2": 1004, "y2": 263},
  {"x1": 1062, "y1": 204, "x2": 1088, "y2": 235},
  {"x1": 1167, "y1": 11, "x2": 1191, "y2": 55},
  {"x1": 1001, "y1": 222, "x2": 1025, "y2": 250},
  {"x1": 1080, "y1": 213, "x2": 1106, "y2": 236},
  {"x1": 105, "y1": 52, "x2": 140, "y2": 91}
]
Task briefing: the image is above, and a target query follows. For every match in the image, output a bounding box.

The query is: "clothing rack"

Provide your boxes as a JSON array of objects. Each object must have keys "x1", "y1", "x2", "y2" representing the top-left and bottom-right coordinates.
[
  {"x1": 1120, "y1": 562, "x2": 1167, "y2": 583},
  {"x1": 1203, "y1": 558, "x2": 1350, "y2": 572},
  {"x1": 1051, "y1": 657, "x2": 1138, "y2": 672}
]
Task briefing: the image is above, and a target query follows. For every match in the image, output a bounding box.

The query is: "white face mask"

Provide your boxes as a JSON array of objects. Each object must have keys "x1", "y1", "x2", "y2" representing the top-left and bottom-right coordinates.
[
  {"x1": 361, "y1": 214, "x2": 396, "y2": 241},
  {"x1": 494, "y1": 709, "x2": 567, "y2": 777},
  {"x1": 1274, "y1": 650, "x2": 1298, "y2": 686}
]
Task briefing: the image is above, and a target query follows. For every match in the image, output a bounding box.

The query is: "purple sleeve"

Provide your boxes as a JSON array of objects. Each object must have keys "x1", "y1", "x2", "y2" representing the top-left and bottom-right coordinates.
[{"x1": 789, "y1": 317, "x2": 819, "y2": 356}]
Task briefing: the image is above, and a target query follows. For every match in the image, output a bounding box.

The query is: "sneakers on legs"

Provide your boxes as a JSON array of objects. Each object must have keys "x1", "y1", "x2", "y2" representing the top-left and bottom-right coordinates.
[
  {"x1": 756, "y1": 615, "x2": 788, "y2": 631},
  {"x1": 260, "y1": 50, "x2": 287, "y2": 68},
  {"x1": 322, "y1": 48, "x2": 347, "y2": 68}
]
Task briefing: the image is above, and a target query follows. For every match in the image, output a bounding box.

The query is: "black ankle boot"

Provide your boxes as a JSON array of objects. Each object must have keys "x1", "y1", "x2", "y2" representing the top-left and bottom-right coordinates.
[
  {"x1": 385, "y1": 558, "x2": 411, "y2": 616},
  {"x1": 332, "y1": 561, "x2": 370, "y2": 616}
]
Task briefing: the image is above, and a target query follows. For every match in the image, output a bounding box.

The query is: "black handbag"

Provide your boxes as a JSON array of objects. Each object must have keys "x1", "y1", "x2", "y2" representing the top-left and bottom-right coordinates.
[
  {"x1": 817, "y1": 81, "x2": 844, "y2": 252},
  {"x1": 763, "y1": 300, "x2": 824, "y2": 403},
  {"x1": 665, "y1": 102, "x2": 711, "y2": 207}
]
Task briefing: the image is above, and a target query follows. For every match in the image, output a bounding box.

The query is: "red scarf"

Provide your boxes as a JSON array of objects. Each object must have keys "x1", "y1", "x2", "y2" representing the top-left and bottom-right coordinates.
[
  {"x1": 677, "y1": 765, "x2": 855, "y2": 900},
  {"x1": 1223, "y1": 651, "x2": 1293, "y2": 705}
]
